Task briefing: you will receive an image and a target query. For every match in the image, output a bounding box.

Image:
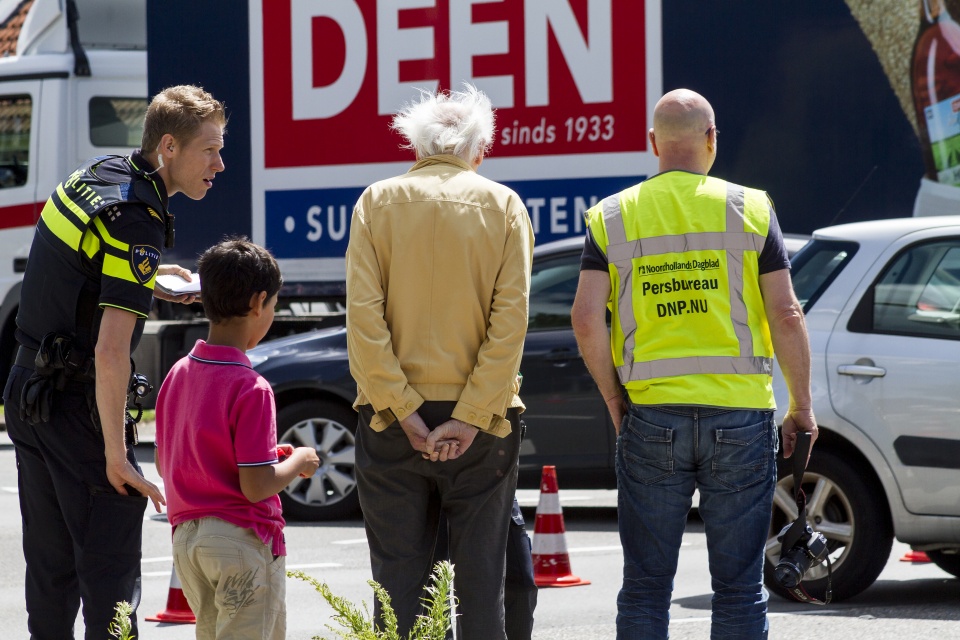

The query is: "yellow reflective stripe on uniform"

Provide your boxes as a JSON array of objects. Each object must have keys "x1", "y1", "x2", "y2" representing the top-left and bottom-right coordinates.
[
  {"x1": 92, "y1": 216, "x2": 130, "y2": 252},
  {"x1": 102, "y1": 253, "x2": 143, "y2": 285},
  {"x1": 99, "y1": 302, "x2": 149, "y2": 318},
  {"x1": 80, "y1": 229, "x2": 100, "y2": 259},
  {"x1": 39, "y1": 198, "x2": 82, "y2": 250},
  {"x1": 55, "y1": 184, "x2": 92, "y2": 225}
]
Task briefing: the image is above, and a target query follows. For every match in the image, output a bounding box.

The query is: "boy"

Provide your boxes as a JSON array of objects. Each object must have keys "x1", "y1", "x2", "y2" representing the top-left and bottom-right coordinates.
[{"x1": 156, "y1": 238, "x2": 320, "y2": 640}]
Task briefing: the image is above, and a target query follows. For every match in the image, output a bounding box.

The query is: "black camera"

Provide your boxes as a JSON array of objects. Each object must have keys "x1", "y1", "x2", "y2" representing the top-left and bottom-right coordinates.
[
  {"x1": 125, "y1": 372, "x2": 153, "y2": 432},
  {"x1": 128, "y1": 372, "x2": 152, "y2": 399},
  {"x1": 774, "y1": 522, "x2": 829, "y2": 589}
]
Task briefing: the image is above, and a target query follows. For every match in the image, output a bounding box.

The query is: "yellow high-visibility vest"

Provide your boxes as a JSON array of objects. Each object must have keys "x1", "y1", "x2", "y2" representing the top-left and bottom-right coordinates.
[{"x1": 584, "y1": 170, "x2": 776, "y2": 409}]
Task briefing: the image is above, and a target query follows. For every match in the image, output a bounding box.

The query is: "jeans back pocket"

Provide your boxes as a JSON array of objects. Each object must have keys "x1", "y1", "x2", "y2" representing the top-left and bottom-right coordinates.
[
  {"x1": 711, "y1": 416, "x2": 772, "y2": 491},
  {"x1": 619, "y1": 412, "x2": 675, "y2": 485}
]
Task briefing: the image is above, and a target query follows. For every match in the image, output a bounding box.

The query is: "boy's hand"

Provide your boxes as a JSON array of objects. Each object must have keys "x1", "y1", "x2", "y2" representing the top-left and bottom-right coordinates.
[{"x1": 294, "y1": 446, "x2": 320, "y2": 478}]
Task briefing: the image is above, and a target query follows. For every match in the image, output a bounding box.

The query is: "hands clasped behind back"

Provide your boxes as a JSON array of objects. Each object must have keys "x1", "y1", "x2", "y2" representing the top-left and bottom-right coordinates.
[{"x1": 399, "y1": 412, "x2": 480, "y2": 462}]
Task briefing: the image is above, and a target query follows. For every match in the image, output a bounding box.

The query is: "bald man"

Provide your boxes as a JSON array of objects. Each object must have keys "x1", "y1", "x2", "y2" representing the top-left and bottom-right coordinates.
[{"x1": 571, "y1": 89, "x2": 816, "y2": 640}]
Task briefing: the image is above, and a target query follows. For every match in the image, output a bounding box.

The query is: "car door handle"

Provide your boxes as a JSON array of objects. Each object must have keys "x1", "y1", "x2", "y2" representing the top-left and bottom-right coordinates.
[{"x1": 837, "y1": 364, "x2": 886, "y2": 378}]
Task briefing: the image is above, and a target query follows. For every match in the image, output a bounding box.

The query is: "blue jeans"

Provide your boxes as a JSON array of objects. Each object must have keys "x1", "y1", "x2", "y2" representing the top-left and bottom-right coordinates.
[{"x1": 615, "y1": 404, "x2": 777, "y2": 640}]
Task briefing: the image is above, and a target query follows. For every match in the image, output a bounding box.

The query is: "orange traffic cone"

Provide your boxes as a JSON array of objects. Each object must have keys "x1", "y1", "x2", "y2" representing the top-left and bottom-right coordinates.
[
  {"x1": 900, "y1": 549, "x2": 931, "y2": 563},
  {"x1": 146, "y1": 562, "x2": 196, "y2": 624},
  {"x1": 530, "y1": 465, "x2": 591, "y2": 588}
]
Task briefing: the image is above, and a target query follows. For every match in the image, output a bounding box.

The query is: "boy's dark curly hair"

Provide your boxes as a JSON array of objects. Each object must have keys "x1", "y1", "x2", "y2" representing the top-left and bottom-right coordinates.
[{"x1": 197, "y1": 237, "x2": 282, "y2": 323}]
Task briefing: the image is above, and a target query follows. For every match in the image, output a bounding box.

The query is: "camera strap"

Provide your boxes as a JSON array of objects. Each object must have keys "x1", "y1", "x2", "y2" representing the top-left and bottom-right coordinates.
[
  {"x1": 782, "y1": 431, "x2": 833, "y2": 605},
  {"x1": 780, "y1": 432, "x2": 813, "y2": 552}
]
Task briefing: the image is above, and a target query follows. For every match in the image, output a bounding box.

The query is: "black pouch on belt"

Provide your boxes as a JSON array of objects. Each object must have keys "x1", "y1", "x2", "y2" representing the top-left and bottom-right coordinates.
[
  {"x1": 18, "y1": 333, "x2": 88, "y2": 426},
  {"x1": 19, "y1": 373, "x2": 53, "y2": 425}
]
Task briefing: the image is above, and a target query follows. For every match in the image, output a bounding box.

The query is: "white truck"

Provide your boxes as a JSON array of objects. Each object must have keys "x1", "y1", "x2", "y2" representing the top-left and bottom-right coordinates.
[{"x1": 0, "y1": 0, "x2": 147, "y2": 385}]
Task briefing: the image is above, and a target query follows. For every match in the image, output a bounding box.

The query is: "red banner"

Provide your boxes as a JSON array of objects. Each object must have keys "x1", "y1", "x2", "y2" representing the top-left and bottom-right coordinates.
[{"x1": 262, "y1": 0, "x2": 647, "y2": 167}]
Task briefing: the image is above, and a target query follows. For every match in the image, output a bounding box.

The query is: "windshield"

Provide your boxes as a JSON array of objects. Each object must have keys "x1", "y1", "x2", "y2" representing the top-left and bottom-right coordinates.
[{"x1": 789, "y1": 239, "x2": 859, "y2": 312}]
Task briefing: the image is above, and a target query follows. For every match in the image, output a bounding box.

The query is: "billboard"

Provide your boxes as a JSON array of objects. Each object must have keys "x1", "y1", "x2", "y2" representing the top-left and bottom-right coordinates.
[
  {"x1": 249, "y1": 0, "x2": 661, "y2": 272},
  {"x1": 148, "y1": 0, "x2": 931, "y2": 273}
]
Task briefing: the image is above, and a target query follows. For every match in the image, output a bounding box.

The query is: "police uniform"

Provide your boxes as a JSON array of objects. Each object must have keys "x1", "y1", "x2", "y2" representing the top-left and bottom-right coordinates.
[{"x1": 2, "y1": 152, "x2": 169, "y2": 639}]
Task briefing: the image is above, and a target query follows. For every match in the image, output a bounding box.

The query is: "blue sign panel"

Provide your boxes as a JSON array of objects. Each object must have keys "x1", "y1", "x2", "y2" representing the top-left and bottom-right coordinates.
[
  {"x1": 506, "y1": 175, "x2": 645, "y2": 245},
  {"x1": 265, "y1": 185, "x2": 361, "y2": 259},
  {"x1": 264, "y1": 175, "x2": 645, "y2": 260}
]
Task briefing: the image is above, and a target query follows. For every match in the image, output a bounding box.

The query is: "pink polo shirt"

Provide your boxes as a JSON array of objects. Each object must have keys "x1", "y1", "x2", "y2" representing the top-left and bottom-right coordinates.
[{"x1": 156, "y1": 340, "x2": 286, "y2": 555}]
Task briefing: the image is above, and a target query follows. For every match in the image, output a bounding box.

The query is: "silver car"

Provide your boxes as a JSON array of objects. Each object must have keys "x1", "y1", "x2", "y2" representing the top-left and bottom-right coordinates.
[{"x1": 767, "y1": 216, "x2": 960, "y2": 601}]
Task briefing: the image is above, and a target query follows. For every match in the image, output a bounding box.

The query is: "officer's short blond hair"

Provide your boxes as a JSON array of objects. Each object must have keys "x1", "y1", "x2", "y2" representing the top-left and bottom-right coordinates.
[{"x1": 140, "y1": 85, "x2": 226, "y2": 154}]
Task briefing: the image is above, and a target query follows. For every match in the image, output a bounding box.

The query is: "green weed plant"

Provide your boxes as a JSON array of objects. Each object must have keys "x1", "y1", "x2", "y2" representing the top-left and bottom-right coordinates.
[
  {"x1": 108, "y1": 601, "x2": 135, "y2": 640},
  {"x1": 110, "y1": 561, "x2": 455, "y2": 640},
  {"x1": 288, "y1": 560, "x2": 456, "y2": 640}
]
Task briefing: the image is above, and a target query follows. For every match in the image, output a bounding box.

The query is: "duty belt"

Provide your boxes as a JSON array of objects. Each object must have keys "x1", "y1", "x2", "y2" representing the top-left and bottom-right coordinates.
[
  {"x1": 15, "y1": 344, "x2": 96, "y2": 382},
  {"x1": 14, "y1": 345, "x2": 39, "y2": 370}
]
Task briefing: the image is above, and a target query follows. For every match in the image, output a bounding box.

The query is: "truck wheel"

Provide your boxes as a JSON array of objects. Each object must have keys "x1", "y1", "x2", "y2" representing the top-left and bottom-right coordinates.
[
  {"x1": 276, "y1": 399, "x2": 360, "y2": 521},
  {"x1": 763, "y1": 448, "x2": 893, "y2": 602},
  {"x1": 927, "y1": 550, "x2": 960, "y2": 578}
]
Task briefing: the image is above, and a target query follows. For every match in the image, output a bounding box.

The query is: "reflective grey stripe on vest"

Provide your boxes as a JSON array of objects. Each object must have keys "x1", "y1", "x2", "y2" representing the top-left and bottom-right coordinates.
[{"x1": 602, "y1": 184, "x2": 772, "y2": 383}]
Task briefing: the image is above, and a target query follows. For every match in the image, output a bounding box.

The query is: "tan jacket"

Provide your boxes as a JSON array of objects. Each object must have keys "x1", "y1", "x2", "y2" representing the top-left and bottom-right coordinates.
[{"x1": 346, "y1": 154, "x2": 534, "y2": 436}]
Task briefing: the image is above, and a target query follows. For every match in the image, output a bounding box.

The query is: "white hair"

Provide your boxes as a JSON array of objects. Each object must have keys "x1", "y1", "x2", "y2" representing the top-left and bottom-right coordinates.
[{"x1": 391, "y1": 84, "x2": 495, "y2": 162}]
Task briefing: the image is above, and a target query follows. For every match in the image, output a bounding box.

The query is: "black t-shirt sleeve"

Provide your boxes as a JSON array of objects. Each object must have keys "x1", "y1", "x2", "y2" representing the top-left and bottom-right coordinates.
[
  {"x1": 90, "y1": 201, "x2": 165, "y2": 317},
  {"x1": 759, "y1": 202, "x2": 790, "y2": 275},
  {"x1": 580, "y1": 226, "x2": 609, "y2": 271}
]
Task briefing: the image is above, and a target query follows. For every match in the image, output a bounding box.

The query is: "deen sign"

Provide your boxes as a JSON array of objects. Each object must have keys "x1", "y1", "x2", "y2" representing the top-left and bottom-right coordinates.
[
  {"x1": 251, "y1": 0, "x2": 658, "y2": 269},
  {"x1": 262, "y1": 0, "x2": 649, "y2": 168}
]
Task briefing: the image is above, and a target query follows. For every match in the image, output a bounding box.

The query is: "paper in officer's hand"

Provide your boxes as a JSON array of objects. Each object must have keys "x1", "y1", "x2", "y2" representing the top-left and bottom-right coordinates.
[{"x1": 155, "y1": 273, "x2": 201, "y2": 297}]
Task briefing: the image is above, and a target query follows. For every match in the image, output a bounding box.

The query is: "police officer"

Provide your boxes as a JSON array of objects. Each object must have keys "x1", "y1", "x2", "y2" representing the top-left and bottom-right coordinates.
[{"x1": 2, "y1": 85, "x2": 226, "y2": 640}]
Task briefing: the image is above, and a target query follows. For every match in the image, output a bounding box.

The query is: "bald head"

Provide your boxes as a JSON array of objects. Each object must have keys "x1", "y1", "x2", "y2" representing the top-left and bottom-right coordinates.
[{"x1": 649, "y1": 89, "x2": 717, "y2": 174}]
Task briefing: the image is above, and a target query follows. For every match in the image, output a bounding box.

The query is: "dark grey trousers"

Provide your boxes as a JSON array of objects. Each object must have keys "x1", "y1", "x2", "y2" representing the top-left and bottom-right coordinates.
[{"x1": 356, "y1": 402, "x2": 521, "y2": 640}]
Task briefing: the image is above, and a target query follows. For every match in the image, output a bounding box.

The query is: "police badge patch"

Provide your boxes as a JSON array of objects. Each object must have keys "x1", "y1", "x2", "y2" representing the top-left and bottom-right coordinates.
[{"x1": 131, "y1": 245, "x2": 161, "y2": 284}]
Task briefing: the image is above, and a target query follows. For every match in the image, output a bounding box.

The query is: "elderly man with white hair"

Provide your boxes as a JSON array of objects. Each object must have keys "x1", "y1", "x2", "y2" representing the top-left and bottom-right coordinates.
[{"x1": 346, "y1": 85, "x2": 534, "y2": 639}]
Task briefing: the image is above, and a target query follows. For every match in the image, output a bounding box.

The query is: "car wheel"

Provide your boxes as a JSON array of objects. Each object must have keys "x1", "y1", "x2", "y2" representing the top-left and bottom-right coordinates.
[
  {"x1": 927, "y1": 550, "x2": 960, "y2": 578},
  {"x1": 276, "y1": 399, "x2": 360, "y2": 521},
  {"x1": 763, "y1": 448, "x2": 893, "y2": 601}
]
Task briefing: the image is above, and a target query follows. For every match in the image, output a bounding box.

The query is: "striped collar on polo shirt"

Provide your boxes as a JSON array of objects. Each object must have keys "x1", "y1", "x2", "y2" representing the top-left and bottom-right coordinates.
[{"x1": 186, "y1": 339, "x2": 252, "y2": 369}]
